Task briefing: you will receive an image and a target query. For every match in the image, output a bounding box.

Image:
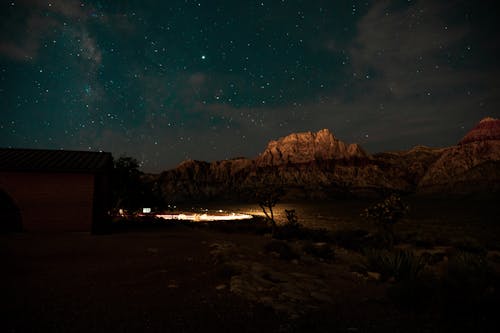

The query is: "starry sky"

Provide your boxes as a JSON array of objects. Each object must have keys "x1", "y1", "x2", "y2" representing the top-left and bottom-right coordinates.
[{"x1": 1, "y1": 0, "x2": 499, "y2": 172}]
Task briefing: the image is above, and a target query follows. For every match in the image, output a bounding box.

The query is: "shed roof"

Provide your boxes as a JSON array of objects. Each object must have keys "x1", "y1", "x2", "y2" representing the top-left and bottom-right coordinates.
[{"x1": 0, "y1": 148, "x2": 112, "y2": 173}]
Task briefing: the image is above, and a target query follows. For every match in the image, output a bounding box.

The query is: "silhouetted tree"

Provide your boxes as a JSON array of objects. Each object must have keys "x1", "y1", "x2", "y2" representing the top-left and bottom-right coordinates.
[
  {"x1": 256, "y1": 186, "x2": 284, "y2": 237},
  {"x1": 111, "y1": 156, "x2": 144, "y2": 212}
]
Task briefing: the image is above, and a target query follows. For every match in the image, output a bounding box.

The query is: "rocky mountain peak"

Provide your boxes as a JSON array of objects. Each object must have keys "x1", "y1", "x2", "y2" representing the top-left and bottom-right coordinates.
[
  {"x1": 480, "y1": 117, "x2": 497, "y2": 123},
  {"x1": 256, "y1": 129, "x2": 367, "y2": 166},
  {"x1": 459, "y1": 117, "x2": 500, "y2": 145}
]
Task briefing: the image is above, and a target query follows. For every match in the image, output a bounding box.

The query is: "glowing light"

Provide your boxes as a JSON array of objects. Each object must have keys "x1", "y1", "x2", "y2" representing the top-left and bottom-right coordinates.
[
  {"x1": 156, "y1": 212, "x2": 253, "y2": 222},
  {"x1": 143, "y1": 207, "x2": 151, "y2": 213}
]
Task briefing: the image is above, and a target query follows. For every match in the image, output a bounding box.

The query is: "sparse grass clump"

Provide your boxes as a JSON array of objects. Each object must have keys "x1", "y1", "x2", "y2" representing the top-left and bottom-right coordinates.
[{"x1": 362, "y1": 248, "x2": 427, "y2": 282}]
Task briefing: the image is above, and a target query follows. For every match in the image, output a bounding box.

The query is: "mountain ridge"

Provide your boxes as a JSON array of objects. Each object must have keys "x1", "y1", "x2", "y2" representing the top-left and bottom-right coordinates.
[{"x1": 158, "y1": 118, "x2": 500, "y2": 201}]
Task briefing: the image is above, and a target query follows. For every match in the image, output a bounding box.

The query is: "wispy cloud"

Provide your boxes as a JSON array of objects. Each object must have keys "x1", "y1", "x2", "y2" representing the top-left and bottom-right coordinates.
[
  {"x1": 315, "y1": 0, "x2": 500, "y2": 150},
  {"x1": 0, "y1": 14, "x2": 58, "y2": 61},
  {"x1": 0, "y1": 0, "x2": 101, "y2": 68}
]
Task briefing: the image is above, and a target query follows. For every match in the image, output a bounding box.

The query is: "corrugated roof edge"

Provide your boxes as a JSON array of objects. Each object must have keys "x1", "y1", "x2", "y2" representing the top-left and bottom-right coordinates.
[{"x1": 0, "y1": 148, "x2": 113, "y2": 174}]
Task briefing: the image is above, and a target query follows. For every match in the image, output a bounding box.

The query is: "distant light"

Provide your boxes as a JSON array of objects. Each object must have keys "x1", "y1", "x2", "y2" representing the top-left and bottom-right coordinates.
[
  {"x1": 156, "y1": 212, "x2": 253, "y2": 222},
  {"x1": 143, "y1": 208, "x2": 151, "y2": 213},
  {"x1": 201, "y1": 55, "x2": 206, "y2": 60}
]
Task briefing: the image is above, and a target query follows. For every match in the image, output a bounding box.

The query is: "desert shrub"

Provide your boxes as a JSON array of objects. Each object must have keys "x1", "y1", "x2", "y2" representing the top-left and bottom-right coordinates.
[
  {"x1": 362, "y1": 194, "x2": 409, "y2": 248},
  {"x1": 362, "y1": 248, "x2": 426, "y2": 282},
  {"x1": 264, "y1": 240, "x2": 299, "y2": 260},
  {"x1": 302, "y1": 241, "x2": 335, "y2": 261},
  {"x1": 331, "y1": 228, "x2": 370, "y2": 251},
  {"x1": 285, "y1": 209, "x2": 300, "y2": 227},
  {"x1": 273, "y1": 208, "x2": 302, "y2": 239}
]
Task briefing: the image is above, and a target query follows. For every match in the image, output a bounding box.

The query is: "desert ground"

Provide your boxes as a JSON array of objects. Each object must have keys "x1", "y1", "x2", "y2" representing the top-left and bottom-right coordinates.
[{"x1": 1, "y1": 198, "x2": 499, "y2": 332}]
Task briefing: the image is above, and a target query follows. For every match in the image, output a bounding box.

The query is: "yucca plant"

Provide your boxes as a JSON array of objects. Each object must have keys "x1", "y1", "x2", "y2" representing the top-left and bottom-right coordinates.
[{"x1": 362, "y1": 248, "x2": 426, "y2": 282}]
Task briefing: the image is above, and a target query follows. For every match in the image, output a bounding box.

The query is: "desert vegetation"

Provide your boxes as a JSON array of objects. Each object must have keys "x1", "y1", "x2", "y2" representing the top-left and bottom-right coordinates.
[
  {"x1": 4, "y1": 169, "x2": 500, "y2": 332},
  {"x1": 68, "y1": 155, "x2": 500, "y2": 331},
  {"x1": 192, "y1": 194, "x2": 499, "y2": 331},
  {"x1": 362, "y1": 193, "x2": 409, "y2": 248}
]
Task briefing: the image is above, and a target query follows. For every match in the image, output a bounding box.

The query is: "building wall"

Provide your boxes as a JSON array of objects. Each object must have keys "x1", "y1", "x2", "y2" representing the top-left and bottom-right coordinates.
[
  {"x1": 92, "y1": 172, "x2": 111, "y2": 234},
  {"x1": 0, "y1": 172, "x2": 95, "y2": 231}
]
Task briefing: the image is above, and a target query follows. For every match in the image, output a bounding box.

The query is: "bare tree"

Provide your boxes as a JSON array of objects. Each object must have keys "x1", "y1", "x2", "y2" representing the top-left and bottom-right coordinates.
[{"x1": 256, "y1": 186, "x2": 284, "y2": 236}]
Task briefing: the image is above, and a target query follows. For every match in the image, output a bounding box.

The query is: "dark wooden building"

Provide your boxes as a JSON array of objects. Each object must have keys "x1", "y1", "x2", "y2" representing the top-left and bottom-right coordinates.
[{"x1": 0, "y1": 148, "x2": 112, "y2": 233}]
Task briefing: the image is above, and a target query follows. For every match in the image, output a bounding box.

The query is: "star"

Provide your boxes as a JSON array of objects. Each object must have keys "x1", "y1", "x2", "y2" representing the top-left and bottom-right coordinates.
[{"x1": 0, "y1": 0, "x2": 497, "y2": 172}]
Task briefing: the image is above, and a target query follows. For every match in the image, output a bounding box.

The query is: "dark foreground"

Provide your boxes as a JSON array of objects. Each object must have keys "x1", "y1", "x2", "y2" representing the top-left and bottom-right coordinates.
[
  {"x1": 1, "y1": 218, "x2": 499, "y2": 332},
  {"x1": 1, "y1": 226, "x2": 291, "y2": 333}
]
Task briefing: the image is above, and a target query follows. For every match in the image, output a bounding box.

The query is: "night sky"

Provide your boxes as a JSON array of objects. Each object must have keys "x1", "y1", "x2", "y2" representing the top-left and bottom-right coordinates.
[{"x1": 1, "y1": 1, "x2": 499, "y2": 172}]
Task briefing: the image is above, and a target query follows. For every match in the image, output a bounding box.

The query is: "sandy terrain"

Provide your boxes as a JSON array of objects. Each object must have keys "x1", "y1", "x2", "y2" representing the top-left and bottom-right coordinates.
[{"x1": 1, "y1": 221, "x2": 498, "y2": 332}]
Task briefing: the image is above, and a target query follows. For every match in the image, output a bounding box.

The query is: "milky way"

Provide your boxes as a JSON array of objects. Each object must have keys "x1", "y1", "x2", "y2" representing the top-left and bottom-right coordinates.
[{"x1": 1, "y1": 0, "x2": 499, "y2": 171}]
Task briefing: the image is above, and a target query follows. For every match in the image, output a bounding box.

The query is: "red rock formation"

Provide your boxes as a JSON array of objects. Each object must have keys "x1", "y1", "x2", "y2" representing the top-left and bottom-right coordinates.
[
  {"x1": 256, "y1": 129, "x2": 367, "y2": 166},
  {"x1": 417, "y1": 141, "x2": 500, "y2": 194},
  {"x1": 158, "y1": 120, "x2": 500, "y2": 201},
  {"x1": 459, "y1": 117, "x2": 500, "y2": 145},
  {"x1": 418, "y1": 117, "x2": 500, "y2": 194}
]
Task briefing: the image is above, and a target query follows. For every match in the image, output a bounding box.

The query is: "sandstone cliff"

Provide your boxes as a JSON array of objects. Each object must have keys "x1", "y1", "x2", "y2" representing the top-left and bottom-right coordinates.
[
  {"x1": 256, "y1": 129, "x2": 367, "y2": 166},
  {"x1": 158, "y1": 120, "x2": 500, "y2": 202},
  {"x1": 459, "y1": 117, "x2": 500, "y2": 145},
  {"x1": 417, "y1": 118, "x2": 500, "y2": 194}
]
